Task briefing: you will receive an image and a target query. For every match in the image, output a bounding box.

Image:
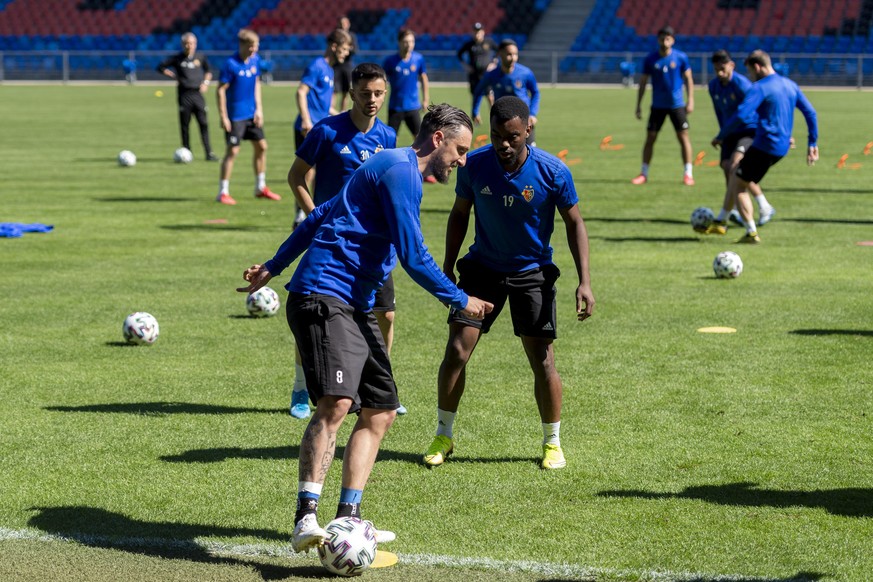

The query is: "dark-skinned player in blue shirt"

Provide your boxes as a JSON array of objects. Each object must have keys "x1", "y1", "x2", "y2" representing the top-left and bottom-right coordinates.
[{"x1": 423, "y1": 97, "x2": 595, "y2": 471}]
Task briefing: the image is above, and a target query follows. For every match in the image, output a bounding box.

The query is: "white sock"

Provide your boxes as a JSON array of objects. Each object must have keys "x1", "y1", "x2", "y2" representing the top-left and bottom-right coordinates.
[
  {"x1": 755, "y1": 194, "x2": 772, "y2": 211},
  {"x1": 298, "y1": 481, "x2": 322, "y2": 496},
  {"x1": 256, "y1": 172, "x2": 266, "y2": 190},
  {"x1": 436, "y1": 408, "x2": 456, "y2": 438},
  {"x1": 747, "y1": 220, "x2": 758, "y2": 234},
  {"x1": 219, "y1": 180, "x2": 229, "y2": 195},
  {"x1": 293, "y1": 364, "x2": 306, "y2": 392},
  {"x1": 684, "y1": 163, "x2": 693, "y2": 176},
  {"x1": 543, "y1": 421, "x2": 561, "y2": 445},
  {"x1": 640, "y1": 163, "x2": 649, "y2": 177}
]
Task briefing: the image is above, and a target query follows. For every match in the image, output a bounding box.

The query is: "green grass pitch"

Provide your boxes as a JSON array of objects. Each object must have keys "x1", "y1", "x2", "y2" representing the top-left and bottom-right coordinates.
[{"x1": 1, "y1": 83, "x2": 872, "y2": 581}]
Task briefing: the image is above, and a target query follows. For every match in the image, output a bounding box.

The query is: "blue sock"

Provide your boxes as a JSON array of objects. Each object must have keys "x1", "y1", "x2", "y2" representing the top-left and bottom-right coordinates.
[{"x1": 336, "y1": 487, "x2": 363, "y2": 518}]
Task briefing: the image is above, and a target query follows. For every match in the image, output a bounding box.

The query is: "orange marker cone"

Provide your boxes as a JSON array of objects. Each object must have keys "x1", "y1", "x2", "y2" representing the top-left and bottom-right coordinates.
[
  {"x1": 474, "y1": 135, "x2": 489, "y2": 147},
  {"x1": 849, "y1": 163, "x2": 863, "y2": 170},
  {"x1": 694, "y1": 151, "x2": 706, "y2": 166},
  {"x1": 836, "y1": 154, "x2": 849, "y2": 169},
  {"x1": 557, "y1": 149, "x2": 569, "y2": 160},
  {"x1": 863, "y1": 141, "x2": 873, "y2": 155},
  {"x1": 600, "y1": 136, "x2": 613, "y2": 150}
]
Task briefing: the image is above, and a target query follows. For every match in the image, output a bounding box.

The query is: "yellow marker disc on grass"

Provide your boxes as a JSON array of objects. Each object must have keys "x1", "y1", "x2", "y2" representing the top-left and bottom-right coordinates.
[
  {"x1": 697, "y1": 326, "x2": 737, "y2": 334},
  {"x1": 371, "y1": 550, "x2": 398, "y2": 568}
]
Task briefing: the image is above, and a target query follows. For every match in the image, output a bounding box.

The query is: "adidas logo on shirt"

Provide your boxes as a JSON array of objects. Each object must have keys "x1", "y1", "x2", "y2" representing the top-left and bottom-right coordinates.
[
  {"x1": 480, "y1": 186, "x2": 492, "y2": 195},
  {"x1": 340, "y1": 145, "x2": 352, "y2": 154}
]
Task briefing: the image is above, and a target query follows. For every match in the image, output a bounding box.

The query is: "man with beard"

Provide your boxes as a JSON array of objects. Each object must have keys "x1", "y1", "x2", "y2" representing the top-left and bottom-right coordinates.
[
  {"x1": 286, "y1": 63, "x2": 402, "y2": 420},
  {"x1": 423, "y1": 97, "x2": 594, "y2": 471},
  {"x1": 237, "y1": 103, "x2": 493, "y2": 553}
]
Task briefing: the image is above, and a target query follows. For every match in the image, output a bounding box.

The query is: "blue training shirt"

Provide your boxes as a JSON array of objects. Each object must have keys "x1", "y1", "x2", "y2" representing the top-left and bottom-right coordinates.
[
  {"x1": 708, "y1": 71, "x2": 756, "y2": 133},
  {"x1": 383, "y1": 52, "x2": 427, "y2": 112},
  {"x1": 294, "y1": 56, "x2": 335, "y2": 132},
  {"x1": 219, "y1": 53, "x2": 260, "y2": 121},
  {"x1": 642, "y1": 49, "x2": 690, "y2": 109},
  {"x1": 718, "y1": 73, "x2": 818, "y2": 156},
  {"x1": 472, "y1": 63, "x2": 540, "y2": 118},
  {"x1": 455, "y1": 145, "x2": 578, "y2": 273},
  {"x1": 296, "y1": 112, "x2": 398, "y2": 205},
  {"x1": 264, "y1": 148, "x2": 468, "y2": 312}
]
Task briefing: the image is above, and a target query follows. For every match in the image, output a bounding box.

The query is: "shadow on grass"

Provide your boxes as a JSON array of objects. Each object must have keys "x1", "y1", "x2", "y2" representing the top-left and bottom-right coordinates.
[
  {"x1": 95, "y1": 197, "x2": 197, "y2": 203},
  {"x1": 782, "y1": 217, "x2": 873, "y2": 225},
  {"x1": 790, "y1": 329, "x2": 873, "y2": 337},
  {"x1": 104, "y1": 341, "x2": 138, "y2": 347},
  {"x1": 43, "y1": 401, "x2": 285, "y2": 416},
  {"x1": 584, "y1": 217, "x2": 687, "y2": 225},
  {"x1": 27, "y1": 506, "x2": 325, "y2": 580},
  {"x1": 593, "y1": 236, "x2": 700, "y2": 243},
  {"x1": 161, "y1": 224, "x2": 262, "y2": 232},
  {"x1": 598, "y1": 482, "x2": 873, "y2": 518},
  {"x1": 766, "y1": 186, "x2": 873, "y2": 195},
  {"x1": 677, "y1": 574, "x2": 825, "y2": 582}
]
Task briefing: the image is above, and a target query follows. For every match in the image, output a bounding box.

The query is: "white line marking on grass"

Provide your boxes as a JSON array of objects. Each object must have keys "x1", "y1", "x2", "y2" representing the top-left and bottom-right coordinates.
[{"x1": 0, "y1": 526, "x2": 788, "y2": 581}]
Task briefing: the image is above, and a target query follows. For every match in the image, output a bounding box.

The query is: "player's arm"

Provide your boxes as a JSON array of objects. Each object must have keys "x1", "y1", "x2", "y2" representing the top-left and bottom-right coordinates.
[
  {"x1": 288, "y1": 157, "x2": 316, "y2": 214},
  {"x1": 559, "y1": 204, "x2": 594, "y2": 321},
  {"x1": 527, "y1": 75, "x2": 540, "y2": 126},
  {"x1": 156, "y1": 55, "x2": 177, "y2": 79},
  {"x1": 717, "y1": 85, "x2": 761, "y2": 142},
  {"x1": 795, "y1": 88, "x2": 819, "y2": 165},
  {"x1": 200, "y1": 57, "x2": 212, "y2": 93},
  {"x1": 296, "y1": 83, "x2": 313, "y2": 135},
  {"x1": 216, "y1": 82, "x2": 231, "y2": 132},
  {"x1": 443, "y1": 196, "x2": 473, "y2": 283},
  {"x1": 470, "y1": 75, "x2": 488, "y2": 124},
  {"x1": 253, "y1": 77, "x2": 263, "y2": 127},
  {"x1": 419, "y1": 71, "x2": 430, "y2": 111},
  {"x1": 635, "y1": 73, "x2": 649, "y2": 119},
  {"x1": 683, "y1": 67, "x2": 695, "y2": 114}
]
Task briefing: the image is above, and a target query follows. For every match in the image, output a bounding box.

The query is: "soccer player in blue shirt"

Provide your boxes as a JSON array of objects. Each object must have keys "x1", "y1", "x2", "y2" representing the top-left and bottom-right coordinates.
[
  {"x1": 287, "y1": 63, "x2": 399, "y2": 420},
  {"x1": 713, "y1": 50, "x2": 818, "y2": 243},
  {"x1": 471, "y1": 39, "x2": 540, "y2": 146},
  {"x1": 383, "y1": 29, "x2": 430, "y2": 141},
  {"x1": 703, "y1": 49, "x2": 775, "y2": 233},
  {"x1": 632, "y1": 26, "x2": 695, "y2": 186},
  {"x1": 423, "y1": 97, "x2": 595, "y2": 471},
  {"x1": 293, "y1": 28, "x2": 352, "y2": 227},
  {"x1": 238, "y1": 104, "x2": 493, "y2": 553},
  {"x1": 215, "y1": 29, "x2": 280, "y2": 205}
]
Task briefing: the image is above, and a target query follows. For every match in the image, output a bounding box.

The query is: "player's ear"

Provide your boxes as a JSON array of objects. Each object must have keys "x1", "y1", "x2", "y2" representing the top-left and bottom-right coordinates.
[{"x1": 432, "y1": 130, "x2": 445, "y2": 148}]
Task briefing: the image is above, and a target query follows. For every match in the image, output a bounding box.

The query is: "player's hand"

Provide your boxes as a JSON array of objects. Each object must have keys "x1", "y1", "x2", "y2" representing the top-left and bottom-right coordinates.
[
  {"x1": 254, "y1": 110, "x2": 263, "y2": 128},
  {"x1": 473, "y1": 114, "x2": 482, "y2": 126},
  {"x1": 221, "y1": 117, "x2": 232, "y2": 133},
  {"x1": 576, "y1": 284, "x2": 594, "y2": 322},
  {"x1": 461, "y1": 296, "x2": 493, "y2": 320},
  {"x1": 421, "y1": 99, "x2": 430, "y2": 112},
  {"x1": 807, "y1": 146, "x2": 819, "y2": 166},
  {"x1": 635, "y1": 106, "x2": 642, "y2": 120},
  {"x1": 301, "y1": 119, "x2": 313, "y2": 136},
  {"x1": 789, "y1": 136, "x2": 796, "y2": 149},
  {"x1": 711, "y1": 137, "x2": 722, "y2": 149},
  {"x1": 686, "y1": 101, "x2": 694, "y2": 115},
  {"x1": 529, "y1": 115, "x2": 538, "y2": 127},
  {"x1": 237, "y1": 264, "x2": 272, "y2": 294}
]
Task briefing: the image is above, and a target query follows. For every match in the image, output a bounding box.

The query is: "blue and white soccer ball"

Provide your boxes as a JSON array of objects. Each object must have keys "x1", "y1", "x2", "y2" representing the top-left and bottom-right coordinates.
[
  {"x1": 246, "y1": 286, "x2": 280, "y2": 317},
  {"x1": 173, "y1": 147, "x2": 194, "y2": 164},
  {"x1": 691, "y1": 206, "x2": 715, "y2": 231},
  {"x1": 713, "y1": 251, "x2": 743, "y2": 279},
  {"x1": 122, "y1": 312, "x2": 159, "y2": 345},
  {"x1": 117, "y1": 150, "x2": 137, "y2": 167},
  {"x1": 317, "y1": 517, "x2": 377, "y2": 577}
]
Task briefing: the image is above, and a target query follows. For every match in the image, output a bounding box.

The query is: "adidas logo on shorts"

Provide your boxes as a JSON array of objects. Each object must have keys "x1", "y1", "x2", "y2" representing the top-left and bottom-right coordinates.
[{"x1": 542, "y1": 322, "x2": 554, "y2": 331}]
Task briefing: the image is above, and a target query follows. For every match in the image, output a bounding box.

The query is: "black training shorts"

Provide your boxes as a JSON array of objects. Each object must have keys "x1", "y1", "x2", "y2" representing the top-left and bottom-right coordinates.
[
  {"x1": 736, "y1": 146, "x2": 782, "y2": 184},
  {"x1": 226, "y1": 119, "x2": 265, "y2": 146},
  {"x1": 647, "y1": 107, "x2": 689, "y2": 133},
  {"x1": 720, "y1": 130, "x2": 755, "y2": 163},
  {"x1": 372, "y1": 272, "x2": 396, "y2": 312}
]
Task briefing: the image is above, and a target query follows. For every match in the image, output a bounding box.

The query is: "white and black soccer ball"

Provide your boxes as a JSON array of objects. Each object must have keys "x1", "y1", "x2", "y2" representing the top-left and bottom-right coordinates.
[
  {"x1": 246, "y1": 286, "x2": 280, "y2": 317},
  {"x1": 173, "y1": 147, "x2": 194, "y2": 164},
  {"x1": 117, "y1": 150, "x2": 137, "y2": 167},
  {"x1": 713, "y1": 251, "x2": 743, "y2": 279},
  {"x1": 122, "y1": 312, "x2": 159, "y2": 345},
  {"x1": 691, "y1": 206, "x2": 715, "y2": 231},
  {"x1": 317, "y1": 517, "x2": 377, "y2": 577}
]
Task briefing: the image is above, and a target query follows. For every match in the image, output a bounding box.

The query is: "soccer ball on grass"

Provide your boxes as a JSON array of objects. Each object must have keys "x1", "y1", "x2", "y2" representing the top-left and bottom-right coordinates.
[
  {"x1": 173, "y1": 147, "x2": 194, "y2": 164},
  {"x1": 690, "y1": 206, "x2": 715, "y2": 231},
  {"x1": 122, "y1": 312, "x2": 159, "y2": 345},
  {"x1": 713, "y1": 251, "x2": 743, "y2": 279},
  {"x1": 318, "y1": 517, "x2": 377, "y2": 577},
  {"x1": 117, "y1": 150, "x2": 137, "y2": 167},
  {"x1": 246, "y1": 286, "x2": 280, "y2": 317}
]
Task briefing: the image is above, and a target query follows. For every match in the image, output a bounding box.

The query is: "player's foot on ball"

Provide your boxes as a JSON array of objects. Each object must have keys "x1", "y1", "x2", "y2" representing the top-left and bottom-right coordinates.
[
  {"x1": 216, "y1": 193, "x2": 237, "y2": 205},
  {"x1": 255, "y1": 186, "x2": 281, "y2": 201},
  {"x1": 704, "y1": 221, "x2": 727, "y2": 235},
  {"x1": 206, "y1": 152, "x2": 219, "y2": 161},
  {"x1": 396, "y1": 403, "x2": 407, "y2": 415},
  {"x1": 424, "y1": 175, "x2": 438, "y2": 183},
  {"x1": 736, "y1": 231, "x2": 761, "y2": 244},
  {"x1": 364, "y1": 520, "x2": 396, "y2": 544},
  {"x1": 683, "y1": 175, "x2": 695, "y2": 186},
  {"x1": 758, "y1": 206, "x2": 776, "y2": 226},
  {"x1": 289, "y1": 390, "x2": 311, "y2": 419},
  {"x1": 423, "y1": 435, "x2": 453, "y2": 467},
  {"x1": 541, "y1": 443, "x2": 567, "y2": 469},
  {"x1": 291, "y1": 513, "x2": 327, "y2": 553},
  {"x1": 630, "y1": 174, "x2": 647, "y2": 185},
  {"x1": 728, "y1": 209, "x2": 745, "y2": 227}
]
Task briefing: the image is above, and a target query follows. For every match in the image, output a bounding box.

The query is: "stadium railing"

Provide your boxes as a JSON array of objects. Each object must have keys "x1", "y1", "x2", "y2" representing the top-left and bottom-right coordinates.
[{"x1": 1, "y1": 50, "x2": 871, "y2": 88}]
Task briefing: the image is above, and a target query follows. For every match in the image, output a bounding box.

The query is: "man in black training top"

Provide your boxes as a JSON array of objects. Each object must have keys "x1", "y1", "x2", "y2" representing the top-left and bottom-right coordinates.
[
  {"x1": 157, "y1": 32, "x2": 218, "y2": 161},
  {"x1": 456, "y1": 22, "x2": 497, "y2": 100}
]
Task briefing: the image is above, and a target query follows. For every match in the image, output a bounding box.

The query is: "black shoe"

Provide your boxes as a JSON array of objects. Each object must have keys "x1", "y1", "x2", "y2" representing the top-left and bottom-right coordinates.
[{"x1": 205, "y1": 152, "x2": 219, "y2": 161}]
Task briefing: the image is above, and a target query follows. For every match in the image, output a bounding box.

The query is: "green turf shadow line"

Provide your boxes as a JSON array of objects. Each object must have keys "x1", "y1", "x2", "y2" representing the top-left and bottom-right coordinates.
[
  {"x1": 781, "y1": 218, "x2": 873, "y2": 225},
  {"x1": 43, "y1": 402, "x2": 285, "y2": 416},
  {"x1": 596, "y1": 482, "x2": 873, "y2": 518},
  {"x1": 160, "y1": 224, "x2": 263, "y2": 232},
  {"x1": 790, "y1": 329, "x2": 873, "y2": 336},
  {"x1": 584, "y1": 217, "x2": 688, "y2": 225},
  {"x1": 25, "y1": 506, "x2": 311, "y2": 578},
  {"x1": 95, "y1": 197, "x2": 198, "y2": 202},
  {"x1": 593, "y1": 236, "x2": 701, "y2": 243}
]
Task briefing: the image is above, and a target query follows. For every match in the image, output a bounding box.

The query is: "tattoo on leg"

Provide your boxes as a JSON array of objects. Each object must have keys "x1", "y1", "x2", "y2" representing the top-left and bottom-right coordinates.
[{"x1": 300, "y1": 420, "x2": 337, "y2": 483}]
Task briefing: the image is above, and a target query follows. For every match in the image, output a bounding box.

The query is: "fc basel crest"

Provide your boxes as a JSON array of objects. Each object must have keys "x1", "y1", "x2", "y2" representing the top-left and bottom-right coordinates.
[
  {"x1": 521, "y1": 185, "x2": 534, "y2": 202},
  {"x1": 515, "y1": 79, "x2": 523, "y2": 89}
]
